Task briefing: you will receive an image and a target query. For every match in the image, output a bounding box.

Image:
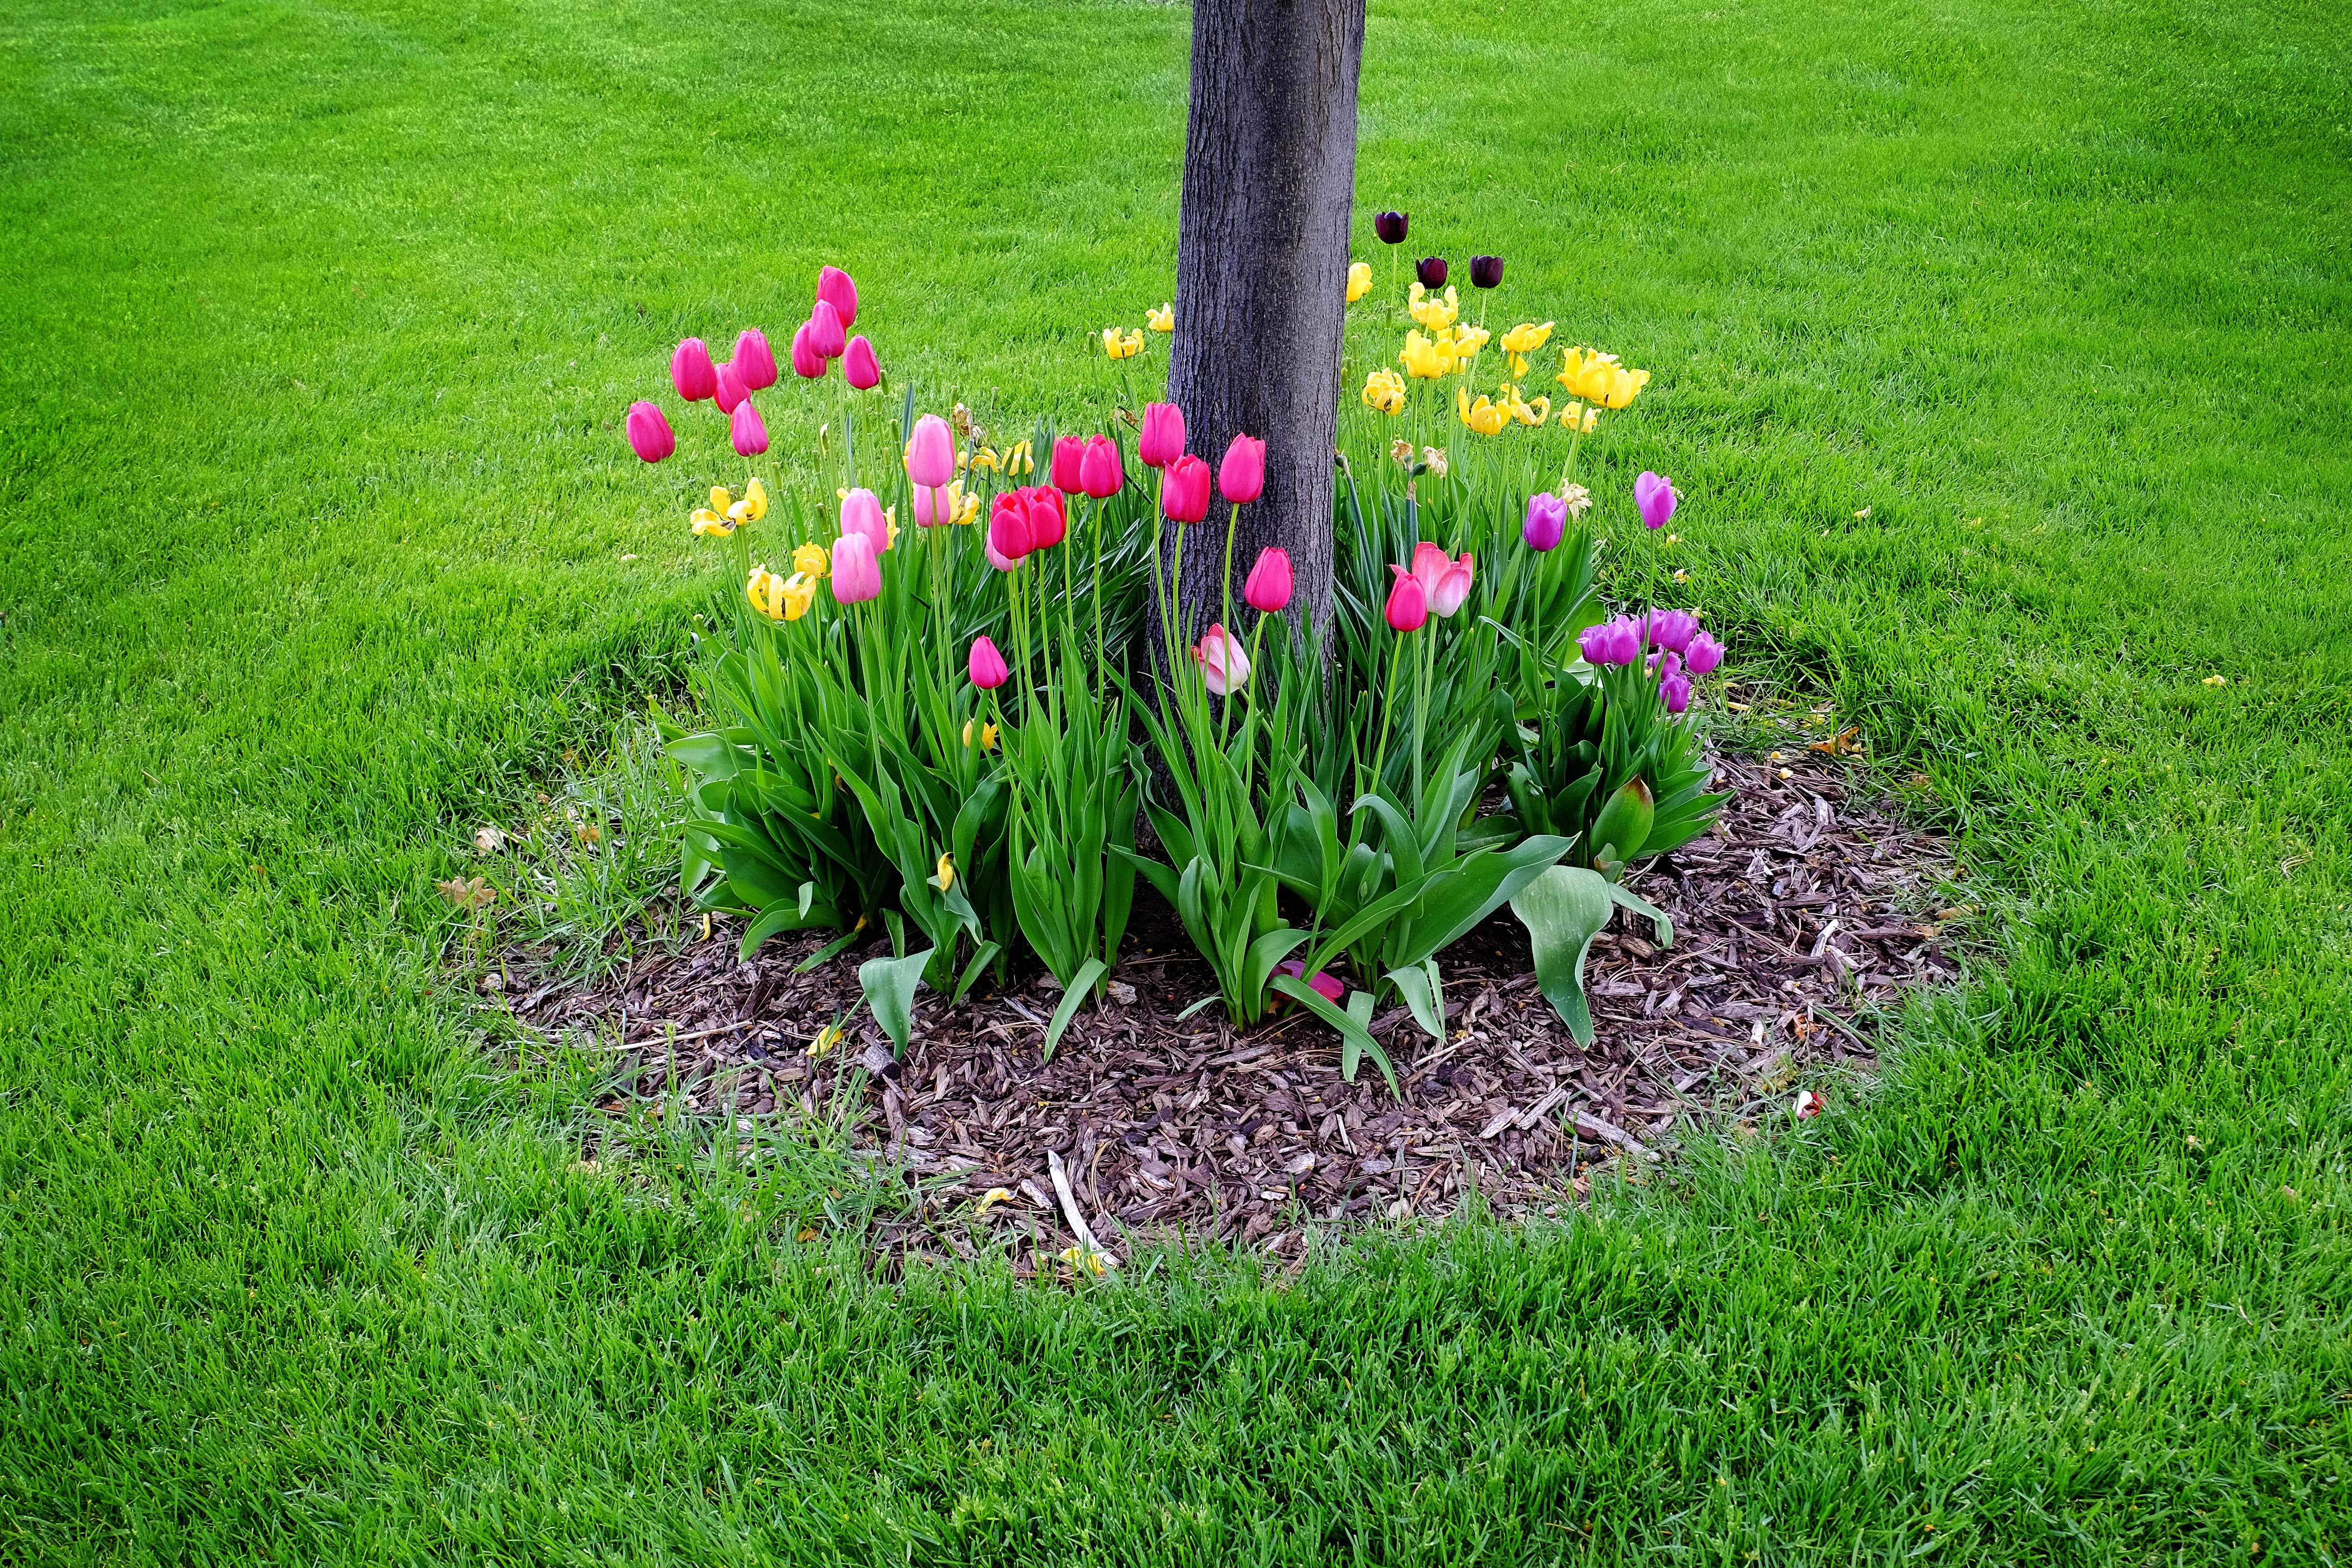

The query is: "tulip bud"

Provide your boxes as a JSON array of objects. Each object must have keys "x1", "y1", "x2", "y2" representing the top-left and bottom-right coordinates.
[
  {"x1": 840, "y1": 487, "x2": 889, "y2": 556},
  {"x1": 1217, "y1": 433, "x2": 1265, "y2": 504},
  {"x1": 1138, "y1": 402, "x2": 1187, "y2": 469},
  {"x1": 968, "y1": 635, "x2": 1008, "y2": 690},
  {"x1": 733, "y1": 329, "x2": 778, "y2": 391},
  {"x1": 1469, "y1": 255, "x2": 1504, "y2": 289},
  {"x1": 1634, "y1": 470, "x2": 1678, "y2": 530},
  {"x1": 1079, "y1": 434, "x2": 1123, "y2": 499},
  {"x1": 1415, "y1": 257, "x2": 1447, "y2": 289},
  {"x1": 906, "y1": 414, "x2": 956, "y2": 488},
  {"x1": 1522, "y1": 491, "x2": 1567, "y2": 551},
  {"x1": 843, "y1": 335, "x2": 880, "y2": 390},
  {"x1": 730, "y1": 399, "x2": 768, "y2": 457},
  {"x1": 1025, "y1": 487, "x2": 1066, "y2": 549},
  {"x1": 1160, "y1": 453, "x2": 1211, "y2": 523},
  {"x1": 789, "y1": 322, "x2": 826, "y2": 380},
  {"x1": 829, "y1": 531, "x2": 880, "y2": 604},
  {"x1": 1373, "y1": 210, "x2": 1409, "y2": 245},
  {"x1": 817, "y1": 265, "x2": 858, "y2": 330},
  {"x1": 988, "y1": 492, "x2": 1034, "y2": 561},
  {"x1": 1589, "y1": 776, "x2": 1655, "y2": 868},
  {"x1": 1384, "y1": 574, "x2": 1427, "y2": 632},
  {"x1": 1050, "y1": 435, "x2": 1086, "y2": 495},
  {"x1": 625, "y1": 400, "x2": 674, "y2": 463},
  {"x1": 1242, "y1": 547, "x2": 1292, "y2": 613},
  {"x1": 808, "y1": 299, "x2": 847, "y2": 360},
  {"x1": 1684, "y1": 630, "x2": 1725, "y2": 675},
  {"x1": 714, "y1": 361, "x2": 749, "y2": 414},
  {"x1": 671, "y1": 338, "x2": 718, "y2": 402}
]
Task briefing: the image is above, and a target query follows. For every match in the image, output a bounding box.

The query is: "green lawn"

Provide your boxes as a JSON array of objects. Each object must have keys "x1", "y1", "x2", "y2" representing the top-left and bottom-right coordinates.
[{"x1": 5, "y1": 0, "x2": 2350, "y2": 1559}]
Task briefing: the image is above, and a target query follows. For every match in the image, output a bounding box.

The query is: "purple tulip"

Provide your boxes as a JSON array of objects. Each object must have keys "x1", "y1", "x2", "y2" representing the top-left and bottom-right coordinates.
[
  {"x1": 1644, "y1": 608, "x2": 1699, "y2": 655},
  {"x1": 1685, "y1": 630, "x2": 1724, "y2": 675},
  {"x1": 1469, "y1": 255, "x2": 1504, "y2": 289},
  {"x1": 1634, "y1": 471, "x2": 1677, "y2": 530},
  {"x1": 625, "y1": 400, "x2": 674, "y2": 463},
  {"x1": 733, "y1": 329, "x2": 778, "y2": 391},
  {"x1": 1659, "y1": 670, "x2": 1692, "y2": 714},
  {"x1": 1415, "y1": 256, "x2": 1447, "y2": 289},
  {"x1": 1523, "y1": 491, "x2": 1568, "y2": 552},
  {"x1": 1373, "y1": 210, "x2": 1408, "y2": 245},
  {"x1": 1578, "y1": 617, "x2": 1642, "y2": 667}
]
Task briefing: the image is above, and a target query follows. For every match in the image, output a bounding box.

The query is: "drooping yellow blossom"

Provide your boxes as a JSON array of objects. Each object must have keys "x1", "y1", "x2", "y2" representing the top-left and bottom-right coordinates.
[
  {"x1": 1501, "y1": 321, "x2": 1556, "y2": 377},
  {"x1": 1398, "y1": 331, "x2": 1450, "y2": 379},
  {"x1": 966, "y1": 445, "x2": 1000, "y2": 473},
  {"x1": 780, "y1": 572, "x2": 816, "y2": 622},
  {"x1": 931, "y1": 852, "x2": 956, "y2": 893},
  {"x1": 1146, "y1": 303, "x2": 1174, "y2": 332},
  {"x1": 1102, "y1": 326, "x2": 1144, "y2": 360},
  {"x1": 1559, "y1": 400, "x2": 1600, "y2": 434},
  {"x1": 1422, "y1": 446, "x2": 1449, "y2": 478},
  {"x1": 930, "y1": 479, "x2": 980, "y2": 527},
  {"x1": 1503, "y1": 384, "x2": 1551, "y2": 427},
  {"x1": 1362, "y1": 367, "x2": 1407, "y2": 414},
  {"x1": 1408, "y1": 282, "x2": 1459, "y2": 331},
  {"x1": 793, "y1": 541, "x2": 829, "y2": 579},
  {"x1": 693, "y1": 483, "x2": 743, "y2": 537},
  {"x1": 691, "y1": 506, "x2": 735, "y2": 538},
  {"x1": 806, "y1": 1019, "x2": 842, "y2": 1058},
  {"x1": 1456, "y1": 387, "x2": 1511, "y2": 436},
  {"x1": 1450, "y1": 323, "x2": 1491, "y2": 363},
  {"x1": 1556, "y1": 347, "x2": 1651, "y2": 409},
  {"x1": 961, "y1": 718, "x2": 1000, "y2": 750},
  {"x1": 747, "y1": 564, "x2": 788, "y2": 620},
  {"x1": 1346, "y1": 261, "x2": 1372, "y2": 304}
]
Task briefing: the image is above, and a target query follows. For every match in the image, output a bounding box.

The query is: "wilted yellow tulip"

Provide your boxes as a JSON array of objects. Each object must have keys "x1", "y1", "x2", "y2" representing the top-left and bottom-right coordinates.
[
  {"x1": 781, "y1": 572, "x2": 816, "y2": 622},
  {"x1": 1390, "y1": 438, "x2": 1415, "y2": 466},
  {"x1": 1362, "y1": 367, "x2": 1407, "y2": 414},
  {"x1": 1504, "y1": 385, "x2": 1551, "y2": 427},
  {"x1": 793, "y1": 541, "x2": 829, "y2": 578},
  {"x1": 1102, "y1": 326, "x2": 1143, "y2": 360},
  {"x1": 1559, "y1": 401, "x2": 1600, "y2": 434},
  {"x1": 1421, "y1": 446, "x2": 1449, "y2": 478},
  {"x1": 691, "y1": 507, "x2": 735, "y2": 538},
  {"x1": 1004, "y1": 439, "x2": 1035, "y2": 476},
  {"x1": 1346, "y1": 261, "x2": 1372, "y2": 304},
  {"x1": 961, "y1": 718, "x2": 1000, "y2": 750},
  {"x1": 968, "y1": 446, "x2": 1001, "y2": 473},
  {"x1": 746, "y1": 564, "x2": 788, "y2": 620},
  {"x1": 1501, "y1": 321, "x2": 1555, "y2": 377},
  {"x1": 931, "y1": 852, "x2": 956, "y2": 893},
  {"x1": 1408, "y1": 282, "x2": 1459, "y2": 331},
  {"x1": 1456, "y1": 387, "x2": 1510, "y2": 436},
  {"x1": 1398, "y1": 331, "x2": 1450, "y2": 380},
  {"x1": 1146, "y1": 303, "x2": 1174, "y2": 332}
]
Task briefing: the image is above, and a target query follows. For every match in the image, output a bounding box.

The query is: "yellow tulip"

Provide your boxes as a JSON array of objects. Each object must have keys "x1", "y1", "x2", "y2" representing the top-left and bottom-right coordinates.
[
  {"x1": 932, "y1": 852, "x2": 956, "y2": 893},
  {"x1": 1361, "y1": 367, "x2": 1407, "y2": 415},
  {"x1": 781, "y1": 572, "x2": 816, "y2": 622},
  {"x1": 1346, "y1": 261, "x2": 1372, "y2": 304},
  {"x1": 1600, "y1": 365, "x2": 1650, "y2": 409},
  {"x1": 1449, "y1": 323, "x2": 1490, "y2": 364},
  {"x1": 1504, "y1": 384, "x2": 1551, "y2": 427},
  {"x1": 1146, "y1": 303, "x2": 1174, "y2": 332},
  {"x1": 1501, "y1": 320, "x2": 1555, "y2": 377},
  {"x1": 1408, "y1": 282, "x2": 1458, "y2": 331},
  {"x1": 746, "y1": 564, "x2": 787, "y2": 621},
  {"x1": 961, "y1": 718, "x2": 1000, "y2": 750},
  {"x1": 968, "y1": 446, "x2": 1001, "y2": 473},
  {"x1": 1102, "y1": 326, "x2": 1143, "y2": 360},
  {"x1": 1556, "y1": 347, "x2": 1650, "y2": 409},
  {"x1": 1004, "y1": 439, "x2": 1035, "y2": 476},
  {"x1": 793, "y1": 542, "x2": 829, "y2": 578},
  {"x1": 690, "y1": 507, "x2": 735, "y2": 538},
  {"x1": 710, "y1": 484, "x2": 734, "y2": 514},
  {"x1": 1398, "y1": 331, "x2": 1450, "y2": 380},
  {"x1": 1558, "y1": 401, "x2": 1599, "y2": 434},
  {"x1": 1456, "y1": 387, "x2": 1510, "y2": 436}
]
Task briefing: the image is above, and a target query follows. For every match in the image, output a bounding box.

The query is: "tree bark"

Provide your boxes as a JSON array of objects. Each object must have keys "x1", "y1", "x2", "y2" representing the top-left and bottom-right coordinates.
[{"x1": 1159, "y1": 0, "x2": 1366, "y2": 665}]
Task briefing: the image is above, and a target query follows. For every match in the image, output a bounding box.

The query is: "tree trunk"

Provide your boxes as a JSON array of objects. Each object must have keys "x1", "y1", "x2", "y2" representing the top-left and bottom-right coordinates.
[{"x1": 1159, "y1": 0, "x2": 1366, "y2": 667}]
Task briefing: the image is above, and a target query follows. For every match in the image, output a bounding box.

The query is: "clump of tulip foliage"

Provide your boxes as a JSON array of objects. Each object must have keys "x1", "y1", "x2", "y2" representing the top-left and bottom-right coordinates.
[{"x1": 626, "y1": 248, "x2": 1724, "y2": 1082}]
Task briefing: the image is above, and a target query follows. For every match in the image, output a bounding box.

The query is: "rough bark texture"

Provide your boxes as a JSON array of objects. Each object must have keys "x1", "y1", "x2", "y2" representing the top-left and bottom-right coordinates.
[{"x1": 1158, "y1": 0, "x2": 1366, "y2": 663}]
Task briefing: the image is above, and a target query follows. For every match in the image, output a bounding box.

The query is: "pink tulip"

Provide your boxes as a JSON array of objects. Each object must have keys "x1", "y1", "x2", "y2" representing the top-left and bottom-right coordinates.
[
  {"x1": 733, "y1": 329, "x2": 778, "y2": 391},
  {"x1": 714, "y1": 361, "x2": 749, "y2": 414},
  {"x1": 840, "y1": 487, "x2": 890, "y2": 555},
  {"x1": 906, "y1": 414, "x2": 956, "y2": 489},
  {"x1": 1242, "y1": 547, "x2": 1292, "y2": 613},
  {"x1": 671, "y1": 338, "x2": 718, "y2": 402},
  {"x1": 1138, "y1": 402, "x2": 1186, "y2": 469},
  {"x1": 1161, "y1": 453, "x2": 1211, "y2": 523},
  {"x1": 1635, "y1": 471, "x2": 1677, "y2": 530},
  {"x1": 988, "y1": 492, "x2": 1034, "y2": 562},
  {"x1": 625, "y1": 400, "x2": 674, "y2": 463},
  {"x1": 1050, "y1": 436, "x2": 1086, "y2": 495},
  {"x1": 730, "y1": 399, "x2": 768, "y2": 456},
  {"x1": 843, "y1": 335, "x2": 880, "y2": 390},
  {"x1": 1079, "y1": 434, "x2": 1124, "y2": 499},
  {"x1": 984, "y1": 535, "x2": 1019, "y2": 573},
  {"x1": 968, "y1": 636, "x2": 1008, "y2": 690},
  {"x1": 913, "y1": 483, "x2": 957, "y2": 527},
  {"x1": 1191, "y1": 623, "x2": 1250, "y2": 696},
  {"x1": 1276, "y1": 958, "x2": 1345, "y2": 1003},
  {"x1": 1384, "y1": 574, "x2": 1427, "y2": 632},
  {"x1": 790, "y1": 321, "x2": 827, "y2": 380},
  {"x1": 1396, "y1": 542, "x2": 1473, "y2": 618},
  {"x1": 1218, "y1": 433, "x2": 1265, "y2": 504},
  {"x1": 830, "y1": 532, "x2": 880, "y2": 603},
  {"x1": 1429, "y1": 553, "x2": 1474, "y2": 617},
  {"x1": 1025, "y1": 487, "x2": 1066, "y2": 549},
  {"x1": 808, "y1": 299, "x2": 847, "y2": 360},
  {"x1": 817, "y1": 265, "x2": 858, "y2": 330}
]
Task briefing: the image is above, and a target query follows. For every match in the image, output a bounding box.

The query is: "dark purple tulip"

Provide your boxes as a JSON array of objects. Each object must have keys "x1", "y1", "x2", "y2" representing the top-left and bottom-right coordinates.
[
  {"x1": 1374, "y1": 210, "x2": 1409, "y2": 245},
  {"x1": 1415, "y1": 256, "x2": 1447, "y2": 289},
  {"x1": 1469, "y1": 255, "x2": 1504, "y2": 289}
]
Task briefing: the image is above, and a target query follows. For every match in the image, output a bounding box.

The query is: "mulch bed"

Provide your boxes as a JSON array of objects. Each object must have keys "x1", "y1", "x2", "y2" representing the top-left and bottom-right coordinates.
[{"x1": 498, "y1": 753, "x2": 1959, "y2": 1271}]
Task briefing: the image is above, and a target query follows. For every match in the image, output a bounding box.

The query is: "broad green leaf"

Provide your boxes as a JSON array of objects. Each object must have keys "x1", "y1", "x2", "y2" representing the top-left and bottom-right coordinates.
[
  {"x1": 858, "y1": 945, "x2": 933, "y2": 1055},
  {"x1": 1605, "y1": 882, "x2": 1674, "y2": 946},
  {"x1": 1385, "y1": 959, "x2": 1446, "y2": 1041},
  {"x1": 1507, "y1": 866, "x2": 1614, "y2": 1047}
]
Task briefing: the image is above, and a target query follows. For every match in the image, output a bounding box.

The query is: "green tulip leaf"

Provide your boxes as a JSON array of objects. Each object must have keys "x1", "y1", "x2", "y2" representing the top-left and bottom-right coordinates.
[
  {"x1": 1041, "y1": 957, "x2": 1110, "y2": 1061},
  {"x1": 858, "y1": 945, "x2": 933, "y2": 1056},
  {"x1": 1507, "y1": 865, "x2": 1616, "y2": 1047}
]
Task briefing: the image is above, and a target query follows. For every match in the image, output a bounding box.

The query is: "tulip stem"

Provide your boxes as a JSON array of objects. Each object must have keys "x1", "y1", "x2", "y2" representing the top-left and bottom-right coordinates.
[
  {"x1": 1361, "y1": 631, "x2": 1406, "y2": 835},
  {"x1": 1216, "y1": 501, "x2": 1240, "y2": 746},
  {"x1": 1090, "y1": 497, "x2": 1105, "y2": 709}
]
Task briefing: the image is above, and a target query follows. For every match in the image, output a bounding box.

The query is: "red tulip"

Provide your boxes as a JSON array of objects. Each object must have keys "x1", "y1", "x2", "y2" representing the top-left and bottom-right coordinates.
[
  {"x1": 733, "y1": 329, "x2": 778, "y2": 391},
  {"x1": 625, "y1": 400, "x2": 674, "y2": 463},
  {"x1": 1384, "y1": 573, "x2": 1427, "y2": 631},
  {"x1": 1218, "y1": 433, "x2": 1265, "y2": 504},
  {"x1": 817, "y1": 265, "x2": 858, "y2": 330},
  {"x1": 1079, "y1": 434, "x2": 1123, "y2": 499},
  {"x1": 988, "y1": 491, "x2": 1034, "y2": 561},
  {"x1": 1025, "y1": 487, "x2": 1066, "y2": 549},
  {"x1": 790, "y1": 321, "x2": 827, "y2": 380},
  {"x1": 808, "y1": 299, "x2": 847, "y2": 360},
  {"x1": 1160, "y1": 453, "x2": 1211, "y2": 523},
  {"x1": 843, "y1": 335, "x2": 880, "y2": 390},
  {"x1": 968, "y1": 636, "x2": 1008, "y2": 690},
  {"x1": 730, "y1": 399, "x2": 768, "y2": 457},
  {"x1": 1138, "y1": 402, "x2": 1186, "y2": 469},
  {"x1": 1242, "y1": 547, "x2": 1291, "y2": 612},
  {"x1": 1050, "y1": 435, "x2": 1086, "y2": 495},
  {"x1": 714, "y1": 361, "x2": 749, "y2": 414},
  {"x1": 671, "y1": 338, "x2": 718, "y2": 402}
]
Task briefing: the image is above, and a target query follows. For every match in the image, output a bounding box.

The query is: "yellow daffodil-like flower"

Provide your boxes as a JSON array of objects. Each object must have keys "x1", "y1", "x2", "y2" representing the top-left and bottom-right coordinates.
[
  {"x1": 1556, "y1": 347, "x2": 1651, "y2": 409},
  {"x1": 1146, "y1": 303, "x2": 1174, "y2": 332},
  {"x1": 1450, "y1": 323, "x2": 1491, "y2": 363},
  {"x1": 747, "y1": 564, "x2": 788, "y2": 620},
  {"x1": 792, "y1": 541, "x2": 829, "y2": 579},
  {"x1": 1361, "y1": 367, "x2": 1407, "y2": 415},
  {"x1": 1408, "y1": 282, "x2": 1459, "y2": 331},
  {"x1": 1102, "y1": 326, "x2": 1144, "y2": 360},
  {"x1": 1398, "y1": 331, "x2": 1450, "y2": 379},
  {"x1": 1559, "y1": 400, "x2": 1600, "y2": 434},
  {"x1": 1003, "y1": 439, "x2": 1034, "y2": 476},
  {"x1": 1456, "y1": 387, "x2": 1511, "y2": 436},
  {"x1": 1390, "y1": 438, "x2": 1415, "y2": 466},
  {"x1": 961, "y1": 718, "x2": 999, "y2": 750},
  {"x1": 1346, "y1": 261, "x2": 1372, "y2": 304},
  {"x1": 1500, "y1": 321, "x2": 1556, "y2": 378},
  {"x1": 931, "y1": 852, "x2": 956, "y2": 893},
  {"x1": 1503, "y1": 384, "x2": 1551, "y2": 427},
  {"x1": 1422, "y1": 446, "x2": 1449, "y2": 478}
]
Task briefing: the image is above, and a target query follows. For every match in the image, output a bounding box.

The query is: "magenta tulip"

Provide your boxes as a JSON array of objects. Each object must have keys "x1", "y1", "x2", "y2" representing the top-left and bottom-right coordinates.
[
  {"x1": 1578, "y1": 616, "x2": 1643, "y2": 667},
  {"x1": 843, "y1": 335, "x2": 880, "y2": 390},
  {"x1": 1522, "y1": 491, "x2": 1568, "y2": 551},
  {"x1": 1138, "y1": 402, "x2": 1186, "y2": 469},
  {"x1": 830, "y1": 532, "x2": 880, "y2": 603},
  {"x1": 1050, "y1": 436, "x2": 1086, "y2": 495},
  {"x1": 1634, "y1": 471, "x2": 1677, "y2": 530},
  {"x1": 1078, "y1": 434, "x2": 1124, "y2": 499},
  {"x1": 840, "y1": 487, "x2": 890, "y2": 556},
  {"x1": 790, "y1": 320, "x2": 826, "y2": 380},
  {"x1": 968, "y1": 636, "x2": 1008, "y2": 690},
  {"x1": 817, "y1": 265, "x2": 858, "y2": 330},
  {"x1": 1684, "y1": 630, "x2": 1724, "y2": 675},
  {"x1": 625, "y1": 400, "x2": 674, "y2": 463},
  {"x1": 714, "y1": 361, "x2": 749, "y2": 415},
  {"x1": 1643, "y1": 608, "x2": 1698, "y2": 654},
  {"x1": 1242, "y1": 547, "x2": 1292, "y2": 613},
  {"x1": 1659, "y1": 669, "x2": 1693, "y2": 714},
  {"x1": 733, "y1": 329, "x2": 778, "y2": 391},
  {"x1": 1218, "y1": 433, "x2": 1265, "y2": 504},
  {"x1": 730, "y1": 399, "x2": 768, "y2": 457},
  {"x1": 1384, "y1": 573, "x2": 1428, "y2": 632},
  {"x1": 906, "y1": 414, "x2": 956, "y2": 488},
  {"x1": 1161, "y1": 453, "x2": 1211, "y2": 523},
  {"x1": 671, "y1": 338, "x2": 718, "y2": 402},
  {"x1": 1025, "y1": 487, "x2": 1066, "y2": 549},
  {"x1": 1276, "y1": 958, "x2": 1346, "y2": 1002},
  {"x1": 987, "y1": 492, "x2": 1034, "y2": 561},
  {"x1": 808, "y1": 299, "x2": 847, "y2": 360}
]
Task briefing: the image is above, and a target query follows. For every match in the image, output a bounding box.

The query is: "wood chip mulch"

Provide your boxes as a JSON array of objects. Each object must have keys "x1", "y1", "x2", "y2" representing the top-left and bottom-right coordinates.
[{"x1": 495, "y1": 753, "x2": 1960, "y2": 1272}]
